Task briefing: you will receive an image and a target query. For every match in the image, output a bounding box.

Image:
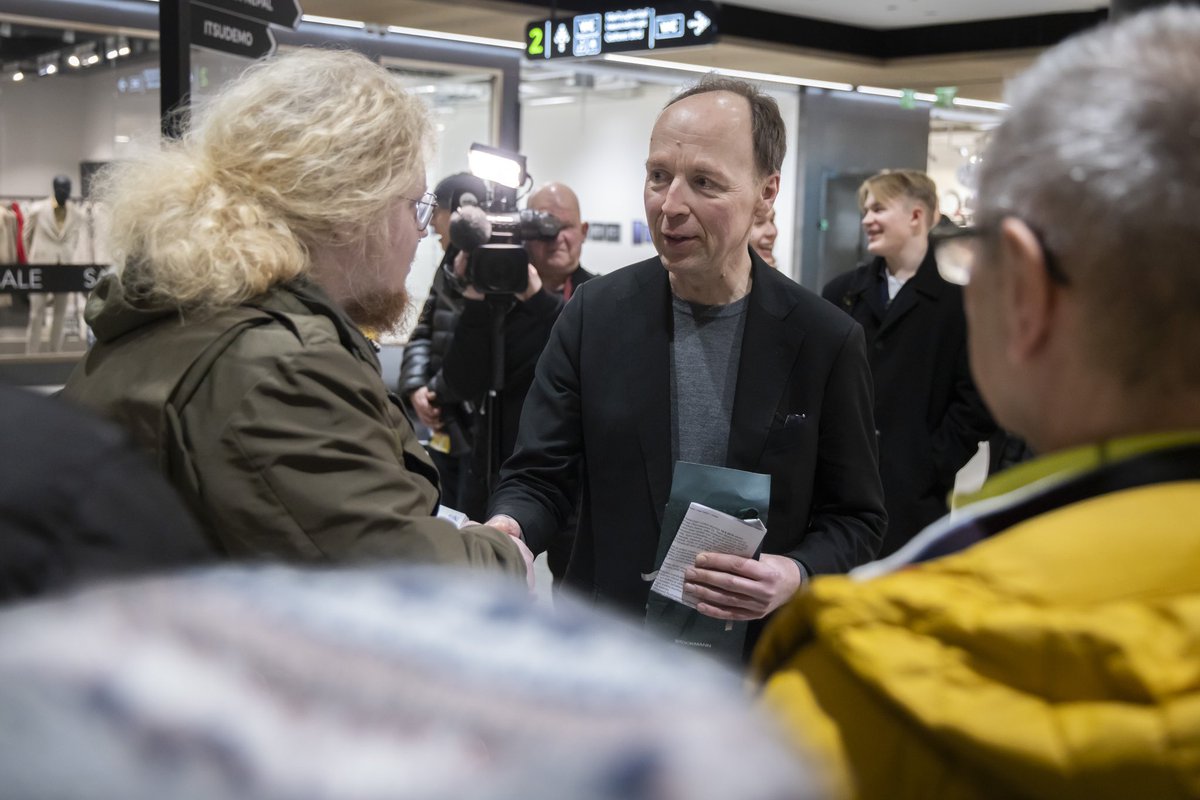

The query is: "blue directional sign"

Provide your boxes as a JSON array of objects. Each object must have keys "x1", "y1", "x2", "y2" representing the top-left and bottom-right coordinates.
[{"x1": 526, "y1": 1, "x2": 718, "y2": 60}]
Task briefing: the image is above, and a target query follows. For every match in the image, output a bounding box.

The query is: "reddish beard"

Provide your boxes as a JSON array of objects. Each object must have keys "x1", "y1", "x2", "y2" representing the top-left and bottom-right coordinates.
[{"x1": 342, "y1": 287, "x2": 413, "y2": 336}]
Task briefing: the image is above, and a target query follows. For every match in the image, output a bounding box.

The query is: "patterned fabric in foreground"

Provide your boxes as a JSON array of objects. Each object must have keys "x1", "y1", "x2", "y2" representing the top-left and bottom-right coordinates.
[{"x1": 0, "y1": 565, "x2": 821, "y2": 800}]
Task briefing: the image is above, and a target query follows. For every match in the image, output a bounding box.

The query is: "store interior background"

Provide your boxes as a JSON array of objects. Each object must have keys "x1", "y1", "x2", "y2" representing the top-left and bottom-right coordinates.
[{"x1": 0, "y1": 0, "x2": 1106, "y2": 363}]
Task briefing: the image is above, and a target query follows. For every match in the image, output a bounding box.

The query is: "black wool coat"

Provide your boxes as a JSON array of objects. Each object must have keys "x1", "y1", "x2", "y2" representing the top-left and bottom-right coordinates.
[{"x1": 823, "y1": 248, "x2": 997, "y2": 555}]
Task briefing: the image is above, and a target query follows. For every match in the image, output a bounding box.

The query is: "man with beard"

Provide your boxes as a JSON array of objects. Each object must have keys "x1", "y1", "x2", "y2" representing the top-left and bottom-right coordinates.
[{"x1": 61, "y1": 50, "x2": 532, "y2": 579}]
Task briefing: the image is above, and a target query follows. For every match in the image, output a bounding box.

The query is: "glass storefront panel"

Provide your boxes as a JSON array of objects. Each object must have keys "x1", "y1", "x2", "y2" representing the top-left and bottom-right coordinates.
[
  {"x1": 0, "y1": 20, "x2": 506, "y2": 358},
  {"x1": 0, "y1": 22, "x2": 158, "y2": 360}
]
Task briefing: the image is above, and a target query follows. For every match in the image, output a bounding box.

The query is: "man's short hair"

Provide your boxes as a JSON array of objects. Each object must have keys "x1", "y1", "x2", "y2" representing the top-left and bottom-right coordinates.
[
  {"x1": 858, "y1": 170, "x2": 938, "y2": 219},
  {"x1": 978, "y1": 6, "x2": 1200, "y2": 390},
  {"x1": 665, "y1": 75, "x2": 786, "y2": 177}
]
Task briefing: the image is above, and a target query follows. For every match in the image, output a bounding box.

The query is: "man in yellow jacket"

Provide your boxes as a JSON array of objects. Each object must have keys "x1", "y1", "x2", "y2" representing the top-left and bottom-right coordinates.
[{"x1": 751, "y1": 7, "x2": 1200, "y2": 799}]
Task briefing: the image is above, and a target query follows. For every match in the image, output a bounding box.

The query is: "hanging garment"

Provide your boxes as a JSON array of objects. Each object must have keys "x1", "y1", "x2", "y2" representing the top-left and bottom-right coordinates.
[{"x1": 0, "y1": 207, "x2": 17, "y2": 265}]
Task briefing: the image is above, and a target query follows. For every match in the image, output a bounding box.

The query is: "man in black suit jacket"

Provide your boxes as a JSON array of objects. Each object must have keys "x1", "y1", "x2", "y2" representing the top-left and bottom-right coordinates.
[
  {"x1": 486, "y1": 76, "x2": 885, "y2": 651},
  {"x1": 823, "y1": 170, "x2": 995, "y2": 555}
]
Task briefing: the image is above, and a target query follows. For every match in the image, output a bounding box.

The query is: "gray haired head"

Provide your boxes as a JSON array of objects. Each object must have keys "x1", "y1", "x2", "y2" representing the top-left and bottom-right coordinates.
[{"x1": 978, "y1": 6, "x2": 1200, "y2": 389}]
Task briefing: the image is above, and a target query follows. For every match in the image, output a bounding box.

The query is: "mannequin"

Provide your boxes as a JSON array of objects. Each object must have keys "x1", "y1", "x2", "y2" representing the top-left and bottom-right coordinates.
[
  {"x1": 25, "y1": 175, "x2": 83, "y2": 354},
  {"x1": 53, "y1": 175, "x2": 70, "y2": 210}
]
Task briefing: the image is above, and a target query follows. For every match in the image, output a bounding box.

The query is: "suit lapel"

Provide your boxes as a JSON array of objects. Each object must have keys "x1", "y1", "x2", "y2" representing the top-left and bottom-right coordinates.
[
  {"x1": 877, "y1": 246, "x2": 940, "y2": 337},
  {"x1": 860, "y1": 259, "x2": 889, "y2": 326},
  {"x1": 727, "y1": 254, "x2": 806, "y2": 471},
  {"x1": 621, "y1": 263, "x2": 674, "y2": 528}
]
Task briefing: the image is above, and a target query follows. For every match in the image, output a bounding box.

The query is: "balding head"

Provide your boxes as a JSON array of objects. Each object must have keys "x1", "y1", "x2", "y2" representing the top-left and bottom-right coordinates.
[{"x1": 526, "y1": 182, "x2": 588, "y2": 290}]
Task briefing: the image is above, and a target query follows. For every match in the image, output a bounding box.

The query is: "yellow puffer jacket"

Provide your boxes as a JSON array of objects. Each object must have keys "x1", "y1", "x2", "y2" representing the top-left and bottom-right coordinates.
[{"x1": 754, "y1": 480, "x2": 1200, "y2": 800}]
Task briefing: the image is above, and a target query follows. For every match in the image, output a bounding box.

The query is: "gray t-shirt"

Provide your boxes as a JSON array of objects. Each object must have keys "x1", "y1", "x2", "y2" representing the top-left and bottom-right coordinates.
[{"x1": 670, "y1": 294, "x2": 750, "y2": 466}]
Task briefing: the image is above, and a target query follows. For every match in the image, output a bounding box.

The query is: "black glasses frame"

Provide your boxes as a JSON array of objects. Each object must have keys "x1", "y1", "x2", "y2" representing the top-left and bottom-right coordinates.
[{"x1": 930, "y1": 216, "x2": 1070, "y2": 287}]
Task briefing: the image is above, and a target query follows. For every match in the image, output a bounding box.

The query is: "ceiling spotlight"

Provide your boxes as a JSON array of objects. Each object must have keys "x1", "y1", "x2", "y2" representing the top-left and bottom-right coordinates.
[
  {"x1": 12, "y1": 71, "x2": 24, "y2": 82},
  {"x1": 118, "y1": 45, "x2": 131, "y2": 56},
  {"x1": 85, "y1": 54, "x2": 100, "y2": 66},
  {"x1": 37, "y1": 54, "x2": 60, "y2": 76},
  {"x1": 68, "y1": 53, "x2": 81, "y2": 67}
]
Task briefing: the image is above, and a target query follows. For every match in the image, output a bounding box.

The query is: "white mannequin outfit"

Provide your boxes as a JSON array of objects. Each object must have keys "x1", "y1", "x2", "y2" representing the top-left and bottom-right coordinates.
[{"x1": 24, "y1": 197, "x2": 83, "y2": 354}]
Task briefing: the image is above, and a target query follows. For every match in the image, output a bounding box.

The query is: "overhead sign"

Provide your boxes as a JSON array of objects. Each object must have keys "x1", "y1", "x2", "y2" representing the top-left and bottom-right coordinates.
[
  {"x1": 191, "y1": 4, "x2": 276, "y2": 59},
  {"x1": 526, "y1": 2, "x2": 718, "y2": 60},
  {"x1": 192, "y1": 0, "x2": 302, "y2": 29}
]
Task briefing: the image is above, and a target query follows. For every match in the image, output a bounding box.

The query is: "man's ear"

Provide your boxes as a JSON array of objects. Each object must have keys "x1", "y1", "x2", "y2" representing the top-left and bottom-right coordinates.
[
  {"x1": 998, "y1": 217, "x2": 1057, "y2": 363},
  {"x1": 580, "y1": 220, "x2": 589, "y2": 240},
  {"x1": 757, "y1": 173, "x2": 780, "y2": 218},
  {"x1": 909, "y1": 202, "x2": 926, "y2": 231}
]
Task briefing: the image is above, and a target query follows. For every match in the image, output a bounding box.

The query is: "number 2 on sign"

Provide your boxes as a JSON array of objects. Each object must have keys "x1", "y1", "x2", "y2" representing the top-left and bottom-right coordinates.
[{"x1": 528, "y1": 27, "x2": 544, "y2": 55}]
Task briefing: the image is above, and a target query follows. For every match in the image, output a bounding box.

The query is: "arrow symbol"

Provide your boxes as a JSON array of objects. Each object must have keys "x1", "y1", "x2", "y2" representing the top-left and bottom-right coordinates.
[
  {"x1": 687, "y1": 11, "x2": 711, "y2": 36},
  {"x1": 554, "y1": 22, "x2": 571, "y2": 53}
]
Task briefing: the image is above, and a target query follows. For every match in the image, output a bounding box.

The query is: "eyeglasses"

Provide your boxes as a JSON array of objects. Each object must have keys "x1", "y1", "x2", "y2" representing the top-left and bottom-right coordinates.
[
  {"x1": 931, "y1": 216, "x2": 1070, "y2": 287},
  {"x1": 402, "y1": 191, "x2": 438, "y2": 231}
]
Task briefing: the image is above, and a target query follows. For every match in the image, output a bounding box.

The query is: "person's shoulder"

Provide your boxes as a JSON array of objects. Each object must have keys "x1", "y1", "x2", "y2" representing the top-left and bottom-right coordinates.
[
  {"x1": 239, "y1": 283, "x2": 356, "y2": 352},
  {"x1": 821, "y1": 263, "x2": 872, "y2": 300},
  {"x1": 760, "y1": 267, "x2": 860, "y2": 338},
  {"x1": 3, "y1": 385, "x2": 126, "y2": 455},
  {"x1": 572, "y1": 264, "x2": 598, "y2": 285},
  {"x1": 191, "y1": 287, "x2": 367, "y2": 391},
  {"x1": 572, "y1": 256, "x2": 662, "y2": 302}
]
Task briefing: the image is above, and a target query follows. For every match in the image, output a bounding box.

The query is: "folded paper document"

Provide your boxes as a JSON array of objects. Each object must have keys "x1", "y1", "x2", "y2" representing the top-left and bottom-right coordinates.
[{"x1": 650, "y1": 502, "x2": 767, "y2": 607}]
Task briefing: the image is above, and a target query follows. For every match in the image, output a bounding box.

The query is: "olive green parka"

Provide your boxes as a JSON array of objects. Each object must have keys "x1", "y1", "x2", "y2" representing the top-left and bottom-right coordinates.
[{"x1": 63, "y1": 274, "x2": 524, "y2": 575}]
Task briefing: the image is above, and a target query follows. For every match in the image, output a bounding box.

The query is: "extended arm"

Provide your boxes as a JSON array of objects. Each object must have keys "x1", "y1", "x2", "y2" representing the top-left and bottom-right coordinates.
[
  {"x1": 485, "y1": 287, "x2": 585, "y2": 555},
  {"x1": 192, "y1": 338, "x2": 526, "y2": 576}
]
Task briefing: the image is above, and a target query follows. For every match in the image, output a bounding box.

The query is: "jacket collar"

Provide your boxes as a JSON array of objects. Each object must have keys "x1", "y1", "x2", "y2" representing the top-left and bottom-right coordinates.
[
  {"x1": 85, "y1": 273, "x2": 178, "y2": 344},
  {"x1": 871, "y1": 244, "x2": 947, "y2": 337},
  {"x1": 84, "y1": 272, "x2": 380, "y2": 372},
  {"x1": 624, "y1": 247, "x2": 806, "y2": 527},
  {"x1": 727, "y1": 250, "x2": 806, "y2": 470}
]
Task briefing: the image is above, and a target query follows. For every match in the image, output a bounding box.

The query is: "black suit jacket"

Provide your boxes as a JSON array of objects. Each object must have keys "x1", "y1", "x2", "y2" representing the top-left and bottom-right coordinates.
[
  {"x1": 823, "y1": 249, "x2": 996, "y2": 554},
  {"x1": 491, "y1": 249, "x2": 885, "y2": 622}
]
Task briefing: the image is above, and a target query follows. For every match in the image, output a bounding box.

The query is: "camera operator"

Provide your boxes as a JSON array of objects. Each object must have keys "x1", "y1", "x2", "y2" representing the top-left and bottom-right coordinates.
[
  {"x1": 398, "y1": 172, "x2": 486, "y2": 510},
  {"x1": 440, "y1": 182, "x2": 594, "y2": 578}
]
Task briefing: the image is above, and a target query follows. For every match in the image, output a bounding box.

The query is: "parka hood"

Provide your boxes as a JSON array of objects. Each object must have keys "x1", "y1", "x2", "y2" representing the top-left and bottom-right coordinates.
[{"x1": 84, "y1": 273, "x2": 180, "y2": 344}]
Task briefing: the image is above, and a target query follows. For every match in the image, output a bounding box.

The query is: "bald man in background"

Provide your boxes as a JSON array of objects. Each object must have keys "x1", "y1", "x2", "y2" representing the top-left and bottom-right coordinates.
[{"x1": 440, "y1": 182, "x2": 595, "y2": 579}]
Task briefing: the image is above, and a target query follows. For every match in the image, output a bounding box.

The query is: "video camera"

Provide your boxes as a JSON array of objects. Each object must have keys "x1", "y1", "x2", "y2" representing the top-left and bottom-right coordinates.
[{"x1": 444, "y1": 144, "x2": 562, "y2": 295}]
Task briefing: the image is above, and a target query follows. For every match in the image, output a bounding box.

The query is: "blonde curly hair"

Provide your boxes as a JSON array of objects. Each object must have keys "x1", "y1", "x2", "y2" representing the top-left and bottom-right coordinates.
[{"x1": 100, "y1": 47, "x2": 432, "y2": 310}]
